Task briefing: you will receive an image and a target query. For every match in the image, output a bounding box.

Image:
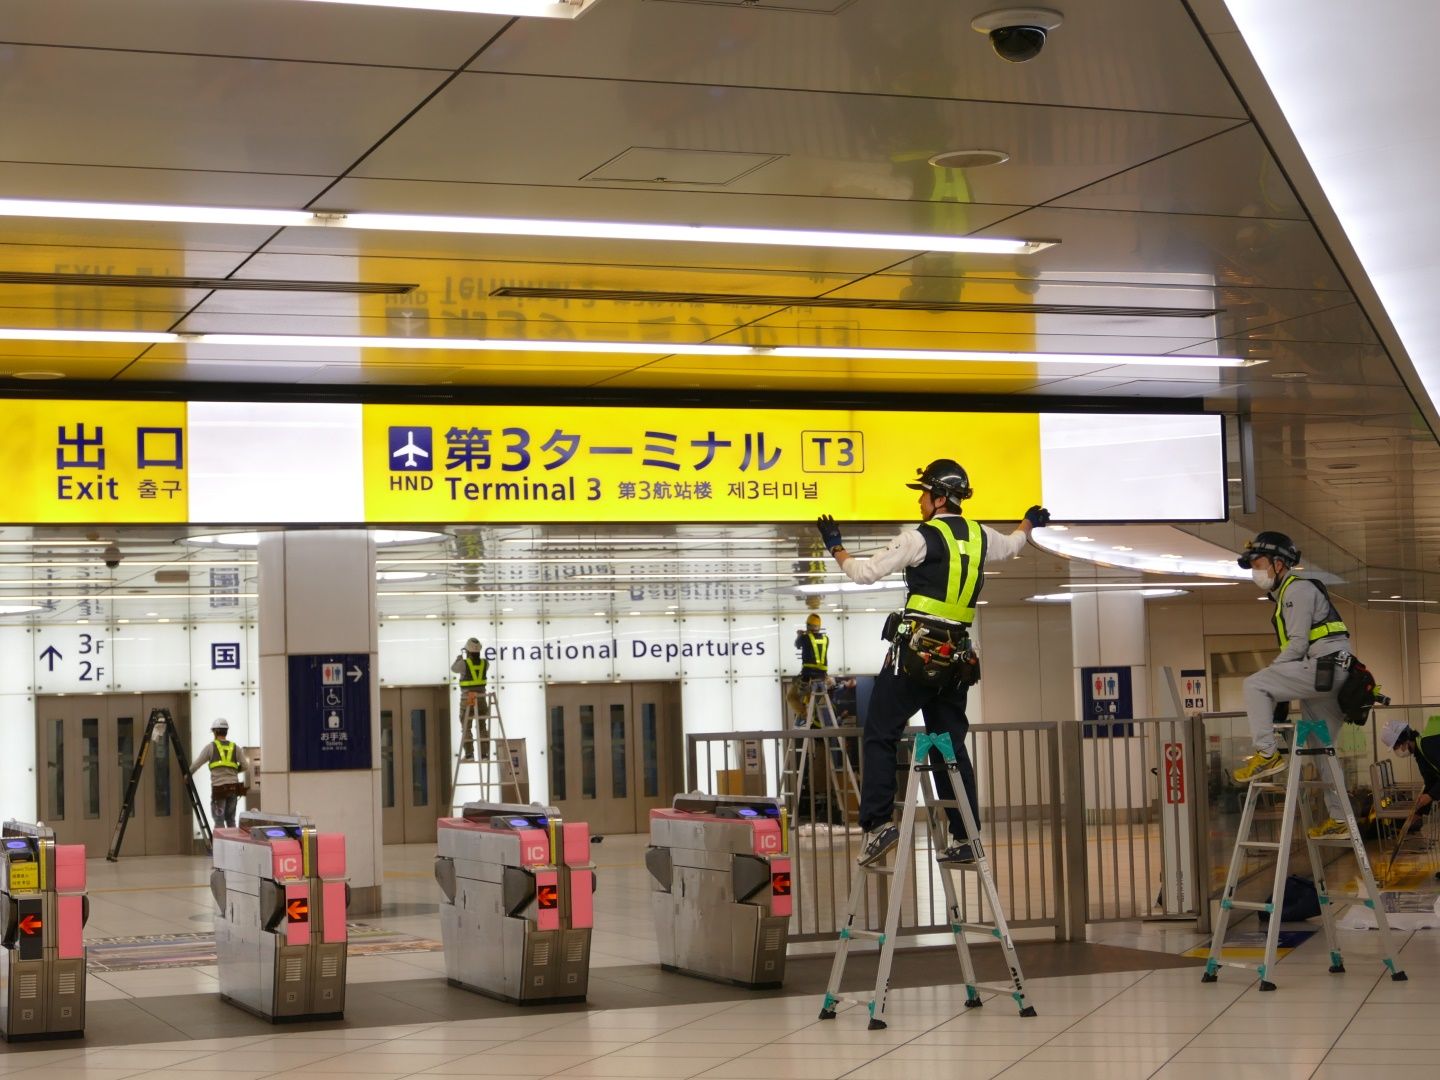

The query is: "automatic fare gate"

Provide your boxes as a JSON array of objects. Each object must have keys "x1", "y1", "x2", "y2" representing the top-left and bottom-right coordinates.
[
  {"x1": 646, "y1": 794, "x2": 792, "y2": 989},
  {"x1": 434, "y1": 801, "x2": 595, "y2": 1004},
  {"x1": 0, "y1": 821, "x2": 87, "y2": 1041},
  {"x1": 210, "y1": 811, "x2": 348, "y2": 1021}
]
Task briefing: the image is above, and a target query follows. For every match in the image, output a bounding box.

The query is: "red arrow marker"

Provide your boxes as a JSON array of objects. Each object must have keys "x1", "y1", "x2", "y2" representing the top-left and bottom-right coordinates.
[{"x1": 18, "y1": 914, "x2": 41, "y2": 935}]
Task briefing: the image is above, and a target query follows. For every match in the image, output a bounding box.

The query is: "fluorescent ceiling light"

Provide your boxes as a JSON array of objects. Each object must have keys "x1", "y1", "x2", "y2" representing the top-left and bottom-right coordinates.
[
  {"x1": 293, "y1": 0, "x2": 601, "y2": 15},
  {"x1": 0, "y1": 197, "x2": 1053, "y2": 255},
  {"x1": 0, "y1": 605, "x2": 43, "y2": 616},
  {"x1": 186, "y1": 529, "x2": 442, "y2": 547},
  {"x1": 1059, "y1": 582, "x2": 1237, "y2": 589},
  {"x1": 0, "y1": 328, "x2": 1243, "y2": 369},
  {"x1": 499, "y1": 537, "x2": 791, "y2": 546},
  {"x1": 794, "y1": 581, "x2": 908, "y2": 595},
  {"x1": 1028, "y1": 589, "x2": 1187, "y2": 602}
]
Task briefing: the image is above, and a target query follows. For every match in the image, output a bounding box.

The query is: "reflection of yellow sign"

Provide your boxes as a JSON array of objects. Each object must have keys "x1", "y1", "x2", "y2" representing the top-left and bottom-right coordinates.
[
  {"x1": 363, "y1": 405, "x2": 1040, "y2": 523},
  {"x1": 0, "y1": 400, "x2": 188, "y2": 523},
  {"x1": 8, "y1": 861, "x2": 38, "y2": 893}
]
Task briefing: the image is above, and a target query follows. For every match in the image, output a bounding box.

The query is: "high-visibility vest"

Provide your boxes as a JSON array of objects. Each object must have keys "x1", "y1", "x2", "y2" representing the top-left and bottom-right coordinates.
[
  {"x1": 209, "y1": 739, "x2": 238, "y2": 770},
  {"x1": 459, "y1": 655, "x2": 489, "y2": 688},
  {"x1": 903, "y1": 517, "x2": 987, "y2": 625},
  {"x1": 801, "y1": 632, "x2": 829, "y2": 671},
  {"x1": 1271, "y1": 575, "x2": 1347, "y2": 650}
]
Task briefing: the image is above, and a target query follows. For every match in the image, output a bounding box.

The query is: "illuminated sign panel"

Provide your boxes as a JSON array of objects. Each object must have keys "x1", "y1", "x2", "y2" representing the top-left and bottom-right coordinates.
[{"x1": 0, "y1": 400, "x2": 1225, "y2": 524}]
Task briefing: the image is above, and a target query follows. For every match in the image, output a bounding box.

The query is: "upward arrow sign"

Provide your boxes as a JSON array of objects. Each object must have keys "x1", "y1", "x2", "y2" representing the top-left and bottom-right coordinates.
[{"x1": 39, "y1": 645, "x2": 62, "y2": 671}]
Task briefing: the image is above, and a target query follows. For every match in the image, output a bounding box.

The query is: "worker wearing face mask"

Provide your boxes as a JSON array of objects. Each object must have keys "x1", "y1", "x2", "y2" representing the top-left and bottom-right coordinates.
[{"x1": 1233, "y1": 531, "x2": 1354, "y2": 837}]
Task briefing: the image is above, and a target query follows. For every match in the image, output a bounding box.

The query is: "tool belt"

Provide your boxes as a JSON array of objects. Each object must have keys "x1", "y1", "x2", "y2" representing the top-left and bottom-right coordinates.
[
  {"x1": 212, "y1": 781, "x2": 248, "y2": 799},
  {"x1": 1319, "y1": 652, "x2": 1389, "y2": 725},
  {"x1": 884, "y1": 611, "x2": 980, "y2": 689}
]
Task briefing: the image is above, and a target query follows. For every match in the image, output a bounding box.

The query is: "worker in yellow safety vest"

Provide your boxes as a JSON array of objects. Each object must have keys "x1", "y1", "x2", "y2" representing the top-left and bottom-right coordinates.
[
  {"x1": 450, "y1": 637, "x2": 491, "y2": 762},
  {"x1": 788, "y1": 614, "x2": 833, "y2": 726},
  {"x1": 189, "y1": 717, "x2": 249, "y2": 828}
]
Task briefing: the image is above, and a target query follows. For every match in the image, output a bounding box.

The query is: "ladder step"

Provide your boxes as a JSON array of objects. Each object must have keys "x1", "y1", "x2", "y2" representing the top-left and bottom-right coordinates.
[
  {"x1": 1310, "y1": 836, "x2": 1358, "y2": 846},
  {"x1": 1238, "y1": 841, "x2": 1282, "y2": 850},
  {"x1": 865, "y1": 865, "x2": 896, "y2": 875},
  {"x1": 1226, "y1": 900, "x2": 1272, "y2": 912},
  {"x1": 846, "y1": 928, "x2": 885, "y2": 941},
  {"x1": 955, "y1": 922, "x2": 1001, "y2": 935}
]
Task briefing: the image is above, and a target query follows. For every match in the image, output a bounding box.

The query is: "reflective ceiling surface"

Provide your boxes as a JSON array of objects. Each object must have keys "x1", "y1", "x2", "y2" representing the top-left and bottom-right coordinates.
[{"x1": 0, "y1": 0, "x2": 1436, "y2": 603}]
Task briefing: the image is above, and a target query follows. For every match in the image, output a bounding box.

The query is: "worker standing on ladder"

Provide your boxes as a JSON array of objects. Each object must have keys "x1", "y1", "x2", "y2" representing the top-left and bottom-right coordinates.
[
  {"x1": 817, "y1": 459, "x2": 1049, "y2": 866},
  {"x1": 1232, "y1": 532, "x2": 1355, "y2": 838},
  {"x1": 189, "y1": 718, "x2": 249, "y2": 829},
  {"x1": 451, "y1": 637, "x2": 491, "y2": 762},
  {"x1": 789, "y1": 613, "x2": 831, "y2": 725}
]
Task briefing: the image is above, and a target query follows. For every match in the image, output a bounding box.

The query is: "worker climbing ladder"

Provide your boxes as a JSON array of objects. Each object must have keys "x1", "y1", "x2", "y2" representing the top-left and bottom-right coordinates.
[
  {"x1": 451, "y1": 688, "x2": 523, "y2": 812},
  {"x1": 819, "y1": 732, "x2": 1036, "y2": 1028},
  {"x1": 108, "y1": 707, "x2": 213, "y2": 861},
  {"x1": 1203, "y1": 719, "x2": 1407, "y2": 990},
  {"x1": 780, "y1": 678, "x2": 860, "y2": 831}
]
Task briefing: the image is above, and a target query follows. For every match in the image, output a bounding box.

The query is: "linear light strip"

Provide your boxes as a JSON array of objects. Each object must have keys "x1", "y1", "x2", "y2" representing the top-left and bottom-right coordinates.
[
  {"x1": 0, "y1": 197, "x2": 1052, "y2": 255},
  {"x1": 294, "y1": 0, "x2": 598, "y2": 17},
  {"x1": 0, "y1": 327, "x2": 1244, "y2": 368}
]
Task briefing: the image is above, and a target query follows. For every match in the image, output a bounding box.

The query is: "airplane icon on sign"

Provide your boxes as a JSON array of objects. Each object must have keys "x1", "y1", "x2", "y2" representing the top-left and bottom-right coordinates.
[{"x1": 391, "y1": 430, "x2": 430, "y2": 469}]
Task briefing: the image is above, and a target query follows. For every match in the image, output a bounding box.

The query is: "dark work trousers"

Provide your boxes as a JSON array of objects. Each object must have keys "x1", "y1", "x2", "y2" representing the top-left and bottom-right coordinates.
[{"x1": 859, "y1": 659, "x2": 977, "y2": 842}]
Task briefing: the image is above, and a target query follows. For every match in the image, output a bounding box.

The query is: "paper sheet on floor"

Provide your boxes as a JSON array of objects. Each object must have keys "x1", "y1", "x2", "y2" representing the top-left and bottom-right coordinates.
[{"x1": 1337, "y1": 892, "x2": 1440, "y2": 930}]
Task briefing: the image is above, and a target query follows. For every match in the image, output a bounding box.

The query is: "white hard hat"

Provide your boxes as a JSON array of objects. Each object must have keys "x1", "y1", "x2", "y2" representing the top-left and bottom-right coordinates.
[
  {"x1": 465, "y1": 637, "x2": 481, "y2": 649},
  {"x1": 211, "y1": 717, "x2": 230, "y2": 732},
  {"x1": 1380, "y1": 719, "x2": 1408, "y2": 749}
]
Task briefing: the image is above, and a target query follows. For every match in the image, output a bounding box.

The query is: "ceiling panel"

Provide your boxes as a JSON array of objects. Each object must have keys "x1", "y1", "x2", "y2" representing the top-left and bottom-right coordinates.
[
  {"x1": 478, "y1": 0, "x2": 1245, "y2": 117},
  {"x1": 0, "y1": 161, "x2": 327, "y2": 210},
  {"x1": 1053, "y1": 124, "x2": 1305, "y2": 220},
  {"x1": 0, "y1": 45, "x2": 445, "y2": 175},
  {"x1": 0, "y1": 0, "x2": 507, "y2": 68},
  {"x1": 352, "y1": 72, "x2": 1237, "y2": 208}
]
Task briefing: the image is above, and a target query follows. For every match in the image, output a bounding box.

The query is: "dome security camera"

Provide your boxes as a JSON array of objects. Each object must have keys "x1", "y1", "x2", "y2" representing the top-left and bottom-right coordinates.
[{"x1": 971, "y1": 7, "x2": 1064, "y2": 63}]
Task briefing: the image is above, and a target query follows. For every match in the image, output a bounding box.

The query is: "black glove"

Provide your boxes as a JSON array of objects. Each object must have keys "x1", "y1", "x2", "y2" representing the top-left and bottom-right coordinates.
[
  {"x1": 816, "y1": 514, "x2": 844, "y2": 553},
  {"x1": 1024, "y1": 505, "x2": 1051, "y2": 528}
]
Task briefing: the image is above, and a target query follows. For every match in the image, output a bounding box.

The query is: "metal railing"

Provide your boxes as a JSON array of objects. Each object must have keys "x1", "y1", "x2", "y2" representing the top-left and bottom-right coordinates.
[{"x1": 687, "y1": 722, "x2": 1065, "y2": 942}]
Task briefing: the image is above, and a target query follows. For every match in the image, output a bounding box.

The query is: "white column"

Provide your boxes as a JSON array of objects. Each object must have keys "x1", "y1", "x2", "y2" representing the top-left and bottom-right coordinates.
[
  {"x1": 1071, "y1": 591, "x2": 1149, "y2": 815},
  {"x1": 258, "y1": 531, "x2": 383, "y2": 914}
]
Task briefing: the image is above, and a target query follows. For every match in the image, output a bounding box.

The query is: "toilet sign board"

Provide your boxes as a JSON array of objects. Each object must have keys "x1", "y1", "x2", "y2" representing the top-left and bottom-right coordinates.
[{"x1": 288, "y1": 653, "x2": 372, "y2": 771}]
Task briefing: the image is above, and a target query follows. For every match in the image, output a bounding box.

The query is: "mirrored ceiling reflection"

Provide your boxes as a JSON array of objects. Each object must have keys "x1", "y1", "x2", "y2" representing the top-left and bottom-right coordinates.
[{"x1": 0, "y1": 522, "x2": 1431, "y2": 630}]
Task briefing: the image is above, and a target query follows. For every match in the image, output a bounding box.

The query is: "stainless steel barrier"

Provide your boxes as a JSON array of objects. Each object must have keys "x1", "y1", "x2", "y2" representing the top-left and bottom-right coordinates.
[{"x1": 687, "y1": 722, "x2": 1065, "y2": 942}]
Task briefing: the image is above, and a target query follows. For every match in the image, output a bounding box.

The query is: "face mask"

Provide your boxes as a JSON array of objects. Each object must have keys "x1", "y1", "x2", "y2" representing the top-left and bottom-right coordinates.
[{"x1": 1251, "y1": 567, "x2": 1276, "y2": 591}]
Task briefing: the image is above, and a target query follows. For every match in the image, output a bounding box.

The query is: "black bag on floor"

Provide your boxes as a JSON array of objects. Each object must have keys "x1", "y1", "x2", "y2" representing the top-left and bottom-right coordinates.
[{"x1": 1258, "y1": 874, "x2": 1321, "y2": 923}]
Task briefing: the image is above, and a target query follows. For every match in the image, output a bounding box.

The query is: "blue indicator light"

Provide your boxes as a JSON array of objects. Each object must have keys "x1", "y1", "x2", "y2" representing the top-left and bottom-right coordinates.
[
  {"x1": 507, "y1": 818, "x2": 531, "y2": 827},
  {"x1": 4, "y1": 840, "x2": 27, "y2": 850},
  {"x1": 763, "y1": 806, "x2": 780, "y2": 817},
  {"x1": 265, "y1": 828, "x2": 286, "y2": 838},
  {"x1": 738, "y1": 808, "x2": 758, "y2": 818}
]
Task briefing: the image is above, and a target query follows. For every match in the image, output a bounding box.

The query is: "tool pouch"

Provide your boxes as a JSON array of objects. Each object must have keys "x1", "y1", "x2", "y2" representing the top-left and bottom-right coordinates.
[
  {"x1": 893, "y1": 615, "x2": 977, "y2": 690},
  {"x1": 1336, "y1": 654, "x2": 1388, "y2": 725},
  {"x1": 1314, "y1": 654, "x2": 1338, "y2": 693}
]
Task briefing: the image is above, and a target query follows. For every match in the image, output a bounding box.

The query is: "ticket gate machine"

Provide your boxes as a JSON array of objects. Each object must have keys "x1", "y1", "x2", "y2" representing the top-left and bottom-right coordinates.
[
  {"x1": 646, "y1": 794, "x2": 792, "y2": 989},
  {"x1": 0, "y1": 821, "x2": 86, "y2": 1041},
  {"x1": 434, "y1": 802, "x2": 594, "y2": 1004},
  {"x1": 210, "y1": 811, "x2": 348, "y2": 1021}
]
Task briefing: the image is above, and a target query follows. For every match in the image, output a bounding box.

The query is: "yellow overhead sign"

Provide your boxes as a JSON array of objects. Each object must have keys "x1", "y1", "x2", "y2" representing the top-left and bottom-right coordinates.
[
  {"x1": 362, "y1": 405, "x2": 1042, "y2": 523},
  {"x1": 0, "y1": 400, "x2": 188, "y2": 523}
]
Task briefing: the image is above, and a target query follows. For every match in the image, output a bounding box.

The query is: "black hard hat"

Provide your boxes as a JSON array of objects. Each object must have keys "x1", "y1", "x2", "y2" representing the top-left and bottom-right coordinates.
[
  {"x1": 907, "y1": 458, "x2": 972, "y2": 502},
  {"x1": 1238, "y1": 531, "x2": 1300, "y2": 569}
]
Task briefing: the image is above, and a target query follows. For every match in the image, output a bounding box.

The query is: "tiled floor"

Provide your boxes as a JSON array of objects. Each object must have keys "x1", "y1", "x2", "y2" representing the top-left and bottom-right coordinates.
[{"x1": 3, "y1": 839, "x2": 1435, "y2": 1079}]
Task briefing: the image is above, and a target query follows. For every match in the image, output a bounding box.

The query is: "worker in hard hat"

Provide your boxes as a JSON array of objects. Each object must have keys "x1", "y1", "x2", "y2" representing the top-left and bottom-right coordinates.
[
  {"x1": 189, "y1": 718, "x2": 249, "y2": 829},
  {"x1": 1232, "y1": 531, "x2": 1354, "y2": 838},
  {"x1": 788, "y1": 613, "x2": 832, "y2": 726},
  {"x1": 1381, "y1": 719, "x2": 1440, "y2": 830},
  {"x1": 450, "y1": 637, "x2": 491, "y2": 762}
]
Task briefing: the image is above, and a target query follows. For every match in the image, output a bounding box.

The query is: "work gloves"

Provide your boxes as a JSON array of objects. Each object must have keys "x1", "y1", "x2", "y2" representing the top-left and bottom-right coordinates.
[
  {"x1": 1024, "y1": 505, "x2": 1051, "y2": 528},
  {"x1": 816, "y1": 514, "x2": 844, "y2": 553}
]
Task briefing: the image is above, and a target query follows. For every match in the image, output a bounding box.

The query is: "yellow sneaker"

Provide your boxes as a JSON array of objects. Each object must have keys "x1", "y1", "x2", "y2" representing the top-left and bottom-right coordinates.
[
  {"x1": 1308, "y1": 818, "x2": 1348, "y2": 839},
  {"x1": 1233, "y1": 750, "x2": 1285, "y2": 784}
]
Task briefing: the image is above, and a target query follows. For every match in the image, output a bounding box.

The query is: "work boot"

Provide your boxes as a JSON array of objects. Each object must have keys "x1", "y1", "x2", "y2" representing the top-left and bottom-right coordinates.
[
  {"x1": 858, "y1": 824, "x2": 899, "y2": 866},
  {"x1": 1232, "y1": 750, "x2": 1285, "y2": 784},
  {"x1": 1307, "y1": 818, "x2": 1348, "y2": 839},
  {"x1": 937, "y1": 841, "x2": 976, "y2": 865},
  {"x1": 460, "y1": 746, "x2": 476, "y2": 763}
]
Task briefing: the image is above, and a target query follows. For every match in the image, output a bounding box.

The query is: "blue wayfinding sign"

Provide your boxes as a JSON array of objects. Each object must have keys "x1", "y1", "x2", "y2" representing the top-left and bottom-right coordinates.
[
  {"x1": 1080, "y1": 666, "x2": 1135, "y2": 737},
  {"x1": 288, "y1": 653, "x2": 372, "y2": 771}
]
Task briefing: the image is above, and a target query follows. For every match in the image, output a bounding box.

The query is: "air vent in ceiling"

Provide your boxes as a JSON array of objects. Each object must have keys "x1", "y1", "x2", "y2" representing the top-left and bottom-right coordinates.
[
  {"x1": 490, "y1": 286, "x2": 1221, "y2": 319},
  {"x1": 0, "y1": 272, "x2": 416, "y2": 295},
  {"x1": 582, "y1": 147, "x2": 782, "y2": 186}
]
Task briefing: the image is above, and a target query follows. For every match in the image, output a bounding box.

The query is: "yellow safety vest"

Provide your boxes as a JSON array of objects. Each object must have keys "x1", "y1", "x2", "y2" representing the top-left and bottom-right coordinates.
[
  {"x1": 209, "y1": 739, "x2": 238, "y2": 770},
  {"x1": 459, "y1": 655, "x2": 489, "y2": 688},
  {"x1": 803, "y1": 632, "x2": 829, "y2": 671},
  {"x1": 905, "y1": 518, "x2": 986, "y2": 625},
  {"x1": 1271, "y1": 575, "x2": 1348, "y2": 649}
]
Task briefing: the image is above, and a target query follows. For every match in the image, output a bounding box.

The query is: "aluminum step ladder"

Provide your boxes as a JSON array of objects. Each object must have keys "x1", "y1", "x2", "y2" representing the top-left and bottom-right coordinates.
[
  {"x1": 451, "y1": 689, "x2": 523, "y2": 812},
  {"x1": 1203, "y1": 719, "x2": 1407, "y2": 990},
  {"x1": 780, "y1": 679, "x2": 860, "y2": 833},
  {"x1": 819, "y1": 731, "x2": 1036, "y2": 1028}
]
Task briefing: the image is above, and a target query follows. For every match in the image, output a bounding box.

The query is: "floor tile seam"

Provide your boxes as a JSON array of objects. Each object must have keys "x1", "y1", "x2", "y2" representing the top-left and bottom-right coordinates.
[
  {"x1": 832, "y1": 965, "x2": 1151, "y2": 1080},
  {"x1": 1314, "y1": 948, "x2": 1399, "y2": 1069}
]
